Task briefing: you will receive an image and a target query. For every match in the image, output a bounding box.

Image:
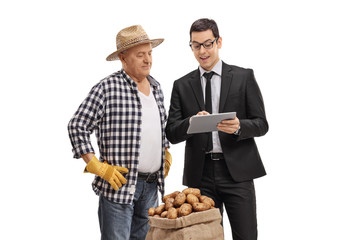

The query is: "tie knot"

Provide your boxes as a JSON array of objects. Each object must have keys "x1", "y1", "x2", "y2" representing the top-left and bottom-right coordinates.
[{"x1": 203, "y1": 71, "x2": 214, "y2": 81}]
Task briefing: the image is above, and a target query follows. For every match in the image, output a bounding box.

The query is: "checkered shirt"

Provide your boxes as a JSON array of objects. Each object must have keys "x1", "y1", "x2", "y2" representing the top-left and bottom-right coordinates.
[{"x1": 68, "y1": 69, "x2": 169, "y2": 204}]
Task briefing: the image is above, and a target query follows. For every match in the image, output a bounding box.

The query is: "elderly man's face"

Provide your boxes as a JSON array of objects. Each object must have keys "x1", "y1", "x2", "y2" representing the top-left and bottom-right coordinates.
[{"x1": 119, "y1": 43, "x2": 152, "y2": 82}]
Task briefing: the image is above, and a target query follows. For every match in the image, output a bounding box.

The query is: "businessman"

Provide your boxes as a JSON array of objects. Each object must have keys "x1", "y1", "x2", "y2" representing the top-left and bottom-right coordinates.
[{"x1": 165, "y1": 18, "x2": 268, "y2": 240}]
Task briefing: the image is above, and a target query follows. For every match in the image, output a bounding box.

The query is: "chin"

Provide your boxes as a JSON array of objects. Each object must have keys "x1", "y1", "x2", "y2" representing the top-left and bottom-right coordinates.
[
  {"x1": 141, "y1": 69, "x2": 150, "y2": 75},
  {"x1": 200, "y1": 64, "x2": 211, "y2": 71}
]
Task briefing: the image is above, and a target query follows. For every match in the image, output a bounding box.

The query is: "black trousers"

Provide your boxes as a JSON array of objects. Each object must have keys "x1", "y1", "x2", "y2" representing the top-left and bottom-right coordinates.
[{"x1": 200, "y1": 157, "x2": 258, "y2": 240}]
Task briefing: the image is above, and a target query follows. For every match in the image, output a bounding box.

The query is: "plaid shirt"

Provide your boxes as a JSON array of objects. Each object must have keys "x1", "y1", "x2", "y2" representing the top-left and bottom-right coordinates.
[{"x1": 68, "y1": 69, "x2": 169, "y2": 204}]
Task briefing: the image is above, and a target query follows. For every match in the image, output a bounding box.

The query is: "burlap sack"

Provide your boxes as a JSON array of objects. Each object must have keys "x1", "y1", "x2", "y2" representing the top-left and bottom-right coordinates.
[{"x1": 146, "y1": 208, "x2": 224, "y2": 240}]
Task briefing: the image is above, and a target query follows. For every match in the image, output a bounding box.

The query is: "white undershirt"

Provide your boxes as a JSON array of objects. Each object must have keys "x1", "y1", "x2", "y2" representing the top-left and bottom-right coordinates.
[{"x1": 137, "y1": 87, "x2": 162, "y2": 173}]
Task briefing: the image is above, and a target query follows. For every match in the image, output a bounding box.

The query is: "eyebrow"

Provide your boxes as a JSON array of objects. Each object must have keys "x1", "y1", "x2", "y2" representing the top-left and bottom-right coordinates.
[
  {"x1": 137, "y1": 50, "x2": 152, "y2": 54},
  {"x1": 191, "y1": 39, "x2": 212, "y2": 44}
]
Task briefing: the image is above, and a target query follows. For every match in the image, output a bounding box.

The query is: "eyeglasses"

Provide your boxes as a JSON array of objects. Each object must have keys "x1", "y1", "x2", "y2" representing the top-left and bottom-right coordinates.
[{"x1": 189, "y1": 38, "x2": 218, "y2": 51}]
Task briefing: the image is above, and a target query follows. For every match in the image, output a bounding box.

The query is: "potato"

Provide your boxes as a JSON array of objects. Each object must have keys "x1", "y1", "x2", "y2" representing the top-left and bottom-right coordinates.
[
  {"x1": 148, "y1": 207, "x2": 155, "y2": 216},
  {"x1": 167, "y1": 207, "x2": 178, "y2": 219},
  {"x1": 173, "y1": 192, "x2": 186, "y2": 207},
  {"x1": 179, "y1": 203, "x2": 192, "y2": 217},
  {"x1": 182, "y1": 188, "x2": 201, "y2": 197},
  {"x1": 165, "y1": 198, "x2": 175, "y2": 210},
  {"x1": 152, "y1": 189, "x2": 215, "y2": 219},
  {"x1": 154, "y1": 204, "x2": 165, "y2": 215},
  {"x1": 162, "y1": 191, "x2": 180, "y2": 203},
  {"x1": 192, "y1": 202, "x2": 211, "y2": 212},
  {"x1": 199, "y1": 195, "x2": 215, "y2": 207},
  {"x1": 161, "y1": 211, "x2": 168, "y2": 218},
  {"x1": 186, "y1": 193, "x2": 199, "y2": 205}
]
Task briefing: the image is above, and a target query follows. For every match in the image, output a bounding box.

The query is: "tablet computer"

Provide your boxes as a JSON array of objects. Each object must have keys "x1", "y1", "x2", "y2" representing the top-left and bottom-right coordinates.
[{"x1": 187, "y1": 112, "x2": 236, "y2": 134}]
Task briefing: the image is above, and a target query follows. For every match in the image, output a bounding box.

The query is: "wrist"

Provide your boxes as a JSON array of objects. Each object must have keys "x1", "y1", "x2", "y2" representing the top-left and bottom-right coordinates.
[
  {"x1": 81, "y1": 153, "x2": 95, "y2": 164},
  {"x1": 233, "y1": 125, "x2": 241, "y2": 135}
]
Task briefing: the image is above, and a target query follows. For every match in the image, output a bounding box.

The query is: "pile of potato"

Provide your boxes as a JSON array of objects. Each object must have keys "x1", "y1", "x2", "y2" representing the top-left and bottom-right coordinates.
[{"x1": 148, "y1": 188, "x2": 215, "y2": 219}]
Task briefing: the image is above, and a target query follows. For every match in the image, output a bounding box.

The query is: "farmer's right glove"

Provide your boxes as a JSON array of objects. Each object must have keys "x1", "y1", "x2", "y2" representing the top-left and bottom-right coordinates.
[{"x1": 85, "y1": 156, "x2": 128, "y2": 191}]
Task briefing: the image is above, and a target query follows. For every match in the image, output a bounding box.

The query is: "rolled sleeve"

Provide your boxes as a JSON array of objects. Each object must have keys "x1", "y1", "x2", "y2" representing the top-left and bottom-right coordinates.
[
  {"x1": 72, "y1": 142, "x2": 95, "y2": 159},
  {"x1": 68, "y1": 82, "x2": 105, "y2": 159}
]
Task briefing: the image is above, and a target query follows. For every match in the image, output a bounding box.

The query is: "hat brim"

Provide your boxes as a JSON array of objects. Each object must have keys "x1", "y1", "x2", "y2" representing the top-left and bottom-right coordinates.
[{"x1": 106, "y1": 38, "x2": 164, "y2": 61}]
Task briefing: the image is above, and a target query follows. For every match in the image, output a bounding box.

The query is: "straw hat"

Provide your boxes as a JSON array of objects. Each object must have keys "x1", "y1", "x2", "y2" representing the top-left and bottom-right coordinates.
[{"x1": 106, "y1": 25, "x2": 164, "y2": 61}]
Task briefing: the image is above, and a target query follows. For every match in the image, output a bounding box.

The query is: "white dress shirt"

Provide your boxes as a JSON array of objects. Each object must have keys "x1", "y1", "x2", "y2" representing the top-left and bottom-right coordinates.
[{"x1": 199, "y1": 59, "x2": 223, "y2": 153}]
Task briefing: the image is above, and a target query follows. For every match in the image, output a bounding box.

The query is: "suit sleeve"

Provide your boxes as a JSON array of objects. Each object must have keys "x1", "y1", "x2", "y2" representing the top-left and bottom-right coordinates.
[
  {"x1": 165, "y1": 80, "x2": 192, "y2": 144},
  {"x1": 237, "y1": 69, "x2": 268, "y2": 140}
]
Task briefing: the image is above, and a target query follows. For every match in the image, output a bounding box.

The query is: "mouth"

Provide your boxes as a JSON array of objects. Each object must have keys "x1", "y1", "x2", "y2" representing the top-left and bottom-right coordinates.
[{"x1": 199, "y1": 56, "x2": 210, "y2": 61}]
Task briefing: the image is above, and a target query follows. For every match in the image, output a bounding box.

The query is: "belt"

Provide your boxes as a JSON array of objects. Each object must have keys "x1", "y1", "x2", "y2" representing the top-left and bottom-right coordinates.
[
  {"x1": 137, "y1": 172, "x2": 158, "y2": 183},
  {"x1": 205, "y1": 153, "x2": 225, "y2": 160}
]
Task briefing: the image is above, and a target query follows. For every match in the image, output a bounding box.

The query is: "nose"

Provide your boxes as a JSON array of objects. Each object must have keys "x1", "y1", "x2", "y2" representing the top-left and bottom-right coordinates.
[
  {"x1": 199, "y1": 45, "x2": 206, "y2": 54},
  {"x1": 144, "y1": 54, "x2": 151, "y2": 64}
]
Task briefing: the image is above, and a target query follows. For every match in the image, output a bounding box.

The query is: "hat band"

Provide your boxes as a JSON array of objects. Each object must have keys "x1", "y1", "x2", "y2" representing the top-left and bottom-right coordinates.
[{"x1": 116, "y1": 34, "x2": 150, "y2": 50}]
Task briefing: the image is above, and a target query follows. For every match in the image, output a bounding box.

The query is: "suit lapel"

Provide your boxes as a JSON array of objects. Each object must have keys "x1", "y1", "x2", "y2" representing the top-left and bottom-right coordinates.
[
  {"x1": 219, "y1": 62, "x2": 233, "y2": 113},
  {"x1": 189, "y1": 69, "x2": 205, "y2": 110}
]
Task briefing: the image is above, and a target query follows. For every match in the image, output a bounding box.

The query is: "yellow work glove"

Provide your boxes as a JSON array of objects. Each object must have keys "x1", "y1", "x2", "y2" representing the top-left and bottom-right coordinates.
[
  {"x1": 85, "y1": 156, "x2": 128, "y2": 191},
  {"x1": 165, "y1": 148, "x2": 172, "y2": 178}
]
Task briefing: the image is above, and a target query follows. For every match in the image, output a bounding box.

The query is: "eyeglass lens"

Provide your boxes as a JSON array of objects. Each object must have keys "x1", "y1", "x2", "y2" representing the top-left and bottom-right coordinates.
[{"x1": 190, "y1": 38, "x2": 217, "y2": 50}]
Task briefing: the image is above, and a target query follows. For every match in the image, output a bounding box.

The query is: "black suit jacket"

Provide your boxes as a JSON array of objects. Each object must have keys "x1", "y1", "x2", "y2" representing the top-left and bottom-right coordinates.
[{"x1": 165, "y1": 62, "x2": 268, "y2": 187}]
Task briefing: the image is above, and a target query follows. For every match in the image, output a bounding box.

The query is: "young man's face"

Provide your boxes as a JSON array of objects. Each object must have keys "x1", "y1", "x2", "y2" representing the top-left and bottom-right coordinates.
[
  {"x1": 190, "y1": 29, "x2": 222, "y2": 71},
  {"x1": 119, "y1": 43, "x2": 152, "y2": 82}
]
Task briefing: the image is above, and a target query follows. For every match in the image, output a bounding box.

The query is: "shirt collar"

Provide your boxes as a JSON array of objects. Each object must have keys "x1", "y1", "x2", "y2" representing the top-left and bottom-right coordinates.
[
  {"x1": 199, "y1": 59, "x2": 222, "y2": 77},
  {"x1": 120, "y1": 69, "x2": 159, "y2": 89},
  {"x1": 147, "y1": 75, "x2": 159, "y2": 89}
]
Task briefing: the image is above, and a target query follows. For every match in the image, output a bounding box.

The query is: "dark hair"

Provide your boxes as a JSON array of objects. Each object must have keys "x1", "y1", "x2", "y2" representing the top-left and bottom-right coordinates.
[{"x1": 190, "y1": 18, "x2": 220, "y2": 40}]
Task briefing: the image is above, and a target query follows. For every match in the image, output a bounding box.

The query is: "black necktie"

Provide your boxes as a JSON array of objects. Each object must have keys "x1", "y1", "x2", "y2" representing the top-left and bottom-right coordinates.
[{"x1": 203, "y1": 71, "x2": 214, "y2": 152}]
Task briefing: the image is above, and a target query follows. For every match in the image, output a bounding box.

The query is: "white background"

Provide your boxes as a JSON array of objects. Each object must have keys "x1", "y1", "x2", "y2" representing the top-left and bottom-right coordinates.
[{"x1": 1, "y1": 0, "x2": 359, "y2": 239}]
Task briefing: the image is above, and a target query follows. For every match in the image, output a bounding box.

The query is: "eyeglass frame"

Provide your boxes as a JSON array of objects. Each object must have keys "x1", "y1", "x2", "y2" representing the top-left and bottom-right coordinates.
[{"x1": 189, "y1": 37, "x2": 219, "y2": 51}]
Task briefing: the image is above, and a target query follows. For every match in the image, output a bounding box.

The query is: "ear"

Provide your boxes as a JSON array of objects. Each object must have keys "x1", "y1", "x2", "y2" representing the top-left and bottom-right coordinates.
[
  {"x1": 118, "y1": 52, "x2": 127, "y2": 67},
  {"x1": 118, "y1": 52, "x2": 124, "y2": 62},
  {"x1": 217, "y1": 37, "x2": 223, "y2": 49}
]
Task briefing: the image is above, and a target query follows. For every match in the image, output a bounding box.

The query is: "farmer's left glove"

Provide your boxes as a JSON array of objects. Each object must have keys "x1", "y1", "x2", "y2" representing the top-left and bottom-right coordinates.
[
  {"x1": 85, "y1": 156, "x2": 128, "y2": 191},
  {"x1": 165, "y1": 148, "x2": 172, "y2": 178}
]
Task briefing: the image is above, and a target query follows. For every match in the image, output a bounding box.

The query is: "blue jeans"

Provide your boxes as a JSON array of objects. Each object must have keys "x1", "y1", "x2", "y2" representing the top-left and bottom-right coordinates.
[{"x1": 98, "y1": 179, "x2": 158, "y2": 240}]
